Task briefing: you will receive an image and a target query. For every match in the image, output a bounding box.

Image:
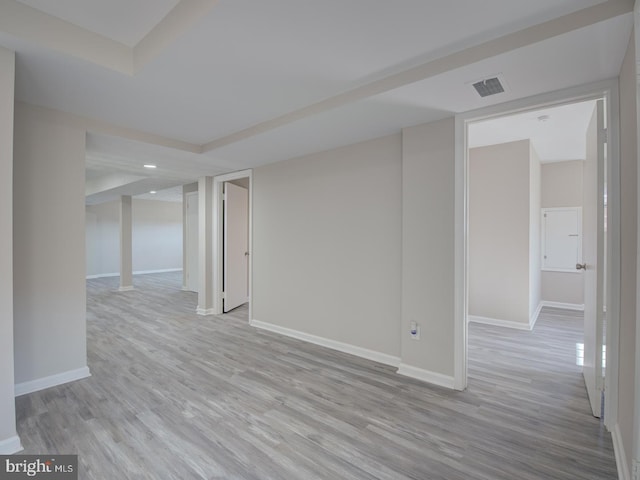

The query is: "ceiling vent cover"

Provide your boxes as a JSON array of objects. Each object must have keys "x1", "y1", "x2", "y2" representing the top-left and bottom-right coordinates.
[{"x1": 472, "y1": 77, "x2": 505, "y2": 97}]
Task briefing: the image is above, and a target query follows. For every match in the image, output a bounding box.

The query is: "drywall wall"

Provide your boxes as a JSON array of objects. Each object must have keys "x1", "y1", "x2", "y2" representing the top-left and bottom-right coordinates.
[
  {"x1": 86, "y1": 199, "x2": 183, "y2": 277},
  {"x1": 0, "y1": 47, "x2": 19, "y2": 453},
  {"x1": 529, "y1": 145, "x2": 542, "y2": 320},
  {"x1": 468, "y1": 140, "x2": 533, "y2": 326},
  {"x1": 85, "y1": 201, "x2": 119, "y2": 276},
  {"x1": 132, "y1": 199, "x2": 182, "y2": 272},
  {"x1": 617, "y1": 30, "x2": 637, "y2": 476},
  {"x1": 182, "y1": 182, "x2": 198, "y2": 289},
  {"x1": 401, "y1": 118, "x2": 455, "y2": 378},
  {"x1": 540, "y1": 160, "x2": 584, "y2": 306},
  {"x1": 252, "y1": 134, "x2": 402, "y2": 358},
  {"x1": 541, "y1": 160, "x2": 584, "y2": 208},
  {"x1": 13, "y1": 103, "x2": 88, "y2": 384}
]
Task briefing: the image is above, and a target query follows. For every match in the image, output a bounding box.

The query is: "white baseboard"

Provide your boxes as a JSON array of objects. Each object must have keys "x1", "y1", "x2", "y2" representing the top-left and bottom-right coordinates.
[
  {"x1": 250, "y1": 319, "x2": 401, "y2": 368},
  {"x1": 612, "y1": 424, "x2": 631, "y2": 480},
  {"x1": 86, "y1": 272, "x2": 119, "y2": 279},
  {"x1": 87, "y1": 268, "x2": 182, "y2": 280},
  {"x1": 468, "y1": 315, "x2": 532, "y2": 331},
  {"x1": 118, "y1": 285, "x2": 134, "y2": 292},
  {"x1": 539, "y1": 300, "x2": 585, "y2": 311},
  {"x1": 396, "y1": 363, "x2": 456, "y2": 389},
  {"x1": 133, "y1": 268, "x2": 182, "y2": 275},
  {"x1": 197, "y1": 307, "x2": 215, "y2": 316},
  {"x1": 0, "y1": 435, "x2": 23, "y2": 454},
  {"x1": 15, "y1": 366, "x2": 91, "y2": 397},
  {"x1": 529, "y1": 302, "x2": 543, "y2": 330}
]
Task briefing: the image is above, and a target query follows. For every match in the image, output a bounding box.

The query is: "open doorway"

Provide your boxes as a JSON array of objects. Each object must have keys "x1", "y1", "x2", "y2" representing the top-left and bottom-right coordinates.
[
  {"x1": 454, "y1": 80, "x2": 620, "y2": 430},
  {"x1": 212, "y1": 170, "x2": 253, "y2": 320},
  {"x1": 466, "y1": 97, "x2": 606, "y2": 419},
  {"x1": 223, "y1": 178, "x2": 250, "y2": 313}
]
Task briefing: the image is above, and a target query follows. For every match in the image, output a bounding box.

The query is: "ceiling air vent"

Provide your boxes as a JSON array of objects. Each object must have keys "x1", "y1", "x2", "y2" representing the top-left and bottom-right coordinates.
[{"x1": 472, "y1": 77, "x2": 505, "y2": 97}]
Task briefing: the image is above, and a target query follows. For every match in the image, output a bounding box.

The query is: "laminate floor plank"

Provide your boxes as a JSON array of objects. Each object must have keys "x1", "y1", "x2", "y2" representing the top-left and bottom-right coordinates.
[{"x1": 15, "y1": 273, "x2": 617, "y2": 479}]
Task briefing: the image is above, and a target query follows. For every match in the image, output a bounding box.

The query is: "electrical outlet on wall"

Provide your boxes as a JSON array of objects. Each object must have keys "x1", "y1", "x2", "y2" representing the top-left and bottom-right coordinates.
[{"x1": 410, "y1": 321, "x2": 420, "y2": 340}]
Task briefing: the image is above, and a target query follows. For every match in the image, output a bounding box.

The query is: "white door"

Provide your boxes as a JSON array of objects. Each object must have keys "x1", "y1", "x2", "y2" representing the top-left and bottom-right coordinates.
[
  {"x1": 223, "y1": 182, "x2": 249, "y2": 312},
  {"x1": 582, "y1": 99, "x2": 605, "y2": 418},
  {"x1": 185, "y1": 192, "x2": 199, "y2": 292}
]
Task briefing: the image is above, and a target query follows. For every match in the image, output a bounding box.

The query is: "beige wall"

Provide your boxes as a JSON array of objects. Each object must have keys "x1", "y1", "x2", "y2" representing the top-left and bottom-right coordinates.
[
  {"x1": 401, "y1": 118, "x2": 455, "y2": 377},
  {"x1": 540, "y1": 160, "x2": 584, "y2": 306},
  {"x1": 182, "y1": 182, "x2": 198, "y2": 288},
  {"x1": 617, "y1": 30, "x2": 637, "y2": 475},
  {"x1": 13, "y1": 104, "x2": 88, "y2": 384},
  {"x1": 0, "y1": 47, "x2": 18, "y2": 451},
  {"x1": 252, "y1": 134, "x2": 402, "y2": 358},
  {"x1": 86, "y1": 199, "x2": 183, "y2": 277},
  {"x1": 541, "y1": 160, "x2": 584, "y2": 208},
  {"x1": 86, "y1": 201, "x2": 119, "y2": 276},
  {"x1": 468, "y1": 140, "x2": 534, "y2": 326}
]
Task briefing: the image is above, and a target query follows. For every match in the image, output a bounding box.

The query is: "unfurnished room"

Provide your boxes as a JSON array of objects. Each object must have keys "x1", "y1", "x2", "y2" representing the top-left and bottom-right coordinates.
[{"x1": 1, "y1": 1, "x2": 640, "y2": 479}]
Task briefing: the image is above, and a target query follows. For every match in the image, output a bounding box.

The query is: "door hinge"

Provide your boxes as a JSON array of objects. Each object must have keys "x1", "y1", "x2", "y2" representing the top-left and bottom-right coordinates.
[{"x1": 221, "y1": 291, "x2": 225, "y2": 299}]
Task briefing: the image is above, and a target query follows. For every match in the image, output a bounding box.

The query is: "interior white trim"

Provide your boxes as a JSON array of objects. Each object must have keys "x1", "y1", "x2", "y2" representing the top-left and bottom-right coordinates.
[
  {"x1": 455, "y1": 79, "x2": 621, "y2": 409},
  {"x1": 633, "y1": 2, "x2": 640, "y2": 471},
  {"x1": 530, "y1": 302, "x2": 543, "y2": 330},
  {"x1": 468, "y1": 315, "x2": 533, "y2": 331},
  {"x1": 196, "y1": 307, "x2": 215, "y2": 316},
  {"x1": 612, "y1": 423, "x2": 631, "y2": 480},
  {"x1": 0, "y1": 435, "x2": 23, "y2": 454},
  {"x1": 118, "y1": 285, "x2": 134, "y2": 292},
  {"x1": 539, "y1": 300, "x2": 585, "y2": 311},
  {"x1": 454, "y1": 113, "x2": 468, "y2": 391},
  {"x1": 14, "y1": 366, "x2": 91, "y2": 397},
  {"x1": 396, "y1": 364, "x2": 456, "y2": 389},
  {"x1": 86, "y1": 272, "x2": 120, "y2": 279},
  {"x1": 250, "y1": 319, "x2": 401, "y2": 368},
  {"x1": 213, "y1": 170, "x2": 253, "y2": 318},
  {"x1": 87, "y1": 268, "x2": 182, "y2": 279}
]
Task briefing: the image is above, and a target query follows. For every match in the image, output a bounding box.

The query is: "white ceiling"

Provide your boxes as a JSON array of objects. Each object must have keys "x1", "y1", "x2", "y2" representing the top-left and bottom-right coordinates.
[
  {"x1": 0, "y1": 0, "x2": 633, "y2": 203},
  {"x1": 135, "y1": 185, "x2": 183, "y2": 203},
  {"x1": 469, "y1": 100, "x2": 598, "y2": 162},
  {"x1": 15, "y1": 0, "x2": 179, "y2": 46}
]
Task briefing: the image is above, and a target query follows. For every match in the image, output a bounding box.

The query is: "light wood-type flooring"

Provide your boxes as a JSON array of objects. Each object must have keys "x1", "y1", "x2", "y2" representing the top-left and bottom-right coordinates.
[{"x1": 16, "y1": 272, "x2": 617, "y2": 479}]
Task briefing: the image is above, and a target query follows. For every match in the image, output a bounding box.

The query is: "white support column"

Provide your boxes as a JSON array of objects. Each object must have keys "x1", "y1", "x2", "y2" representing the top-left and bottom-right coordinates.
[
  {"x1": 197, "y1": 177, "x2": 214, "y2": 315},
  {"x1": 0, "y1": 46, "x2": 21, "y2": 454},
  {"x1": 119, "y1": 195, "x2": 133, "y2": 291}
]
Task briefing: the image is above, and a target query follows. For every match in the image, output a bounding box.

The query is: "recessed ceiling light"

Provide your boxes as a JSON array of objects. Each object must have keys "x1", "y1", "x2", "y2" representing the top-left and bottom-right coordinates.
[
  {"x1": 149, "y1": 191, "x2": 157, "y2": 194},
  {"x1": 143, "y1": 164, "x2": 157, "y2": 169}
]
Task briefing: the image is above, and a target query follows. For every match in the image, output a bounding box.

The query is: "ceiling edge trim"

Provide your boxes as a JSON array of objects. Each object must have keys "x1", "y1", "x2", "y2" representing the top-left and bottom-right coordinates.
[
  {"x1": 201, "y1": 0, "x2": 633, "y2": 153},
  {"x1": 133, "y1": 0, "x2": 220, "y2": 73},
  {"x1": 17, "y1": 101, "x2": 202, "y2": 154},
  {"x1": 0, "y1": 0, "x2": 133, "y2": 74}
]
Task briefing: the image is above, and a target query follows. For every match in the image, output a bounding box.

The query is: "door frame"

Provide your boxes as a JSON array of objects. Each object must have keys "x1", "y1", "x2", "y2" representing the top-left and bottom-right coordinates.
[
  {"x1": 212, "y1": 169, "x2": 253, "y2": 319},
  {"x1": 453, "y1": 78, "x2": 621, "y2": 431}
]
